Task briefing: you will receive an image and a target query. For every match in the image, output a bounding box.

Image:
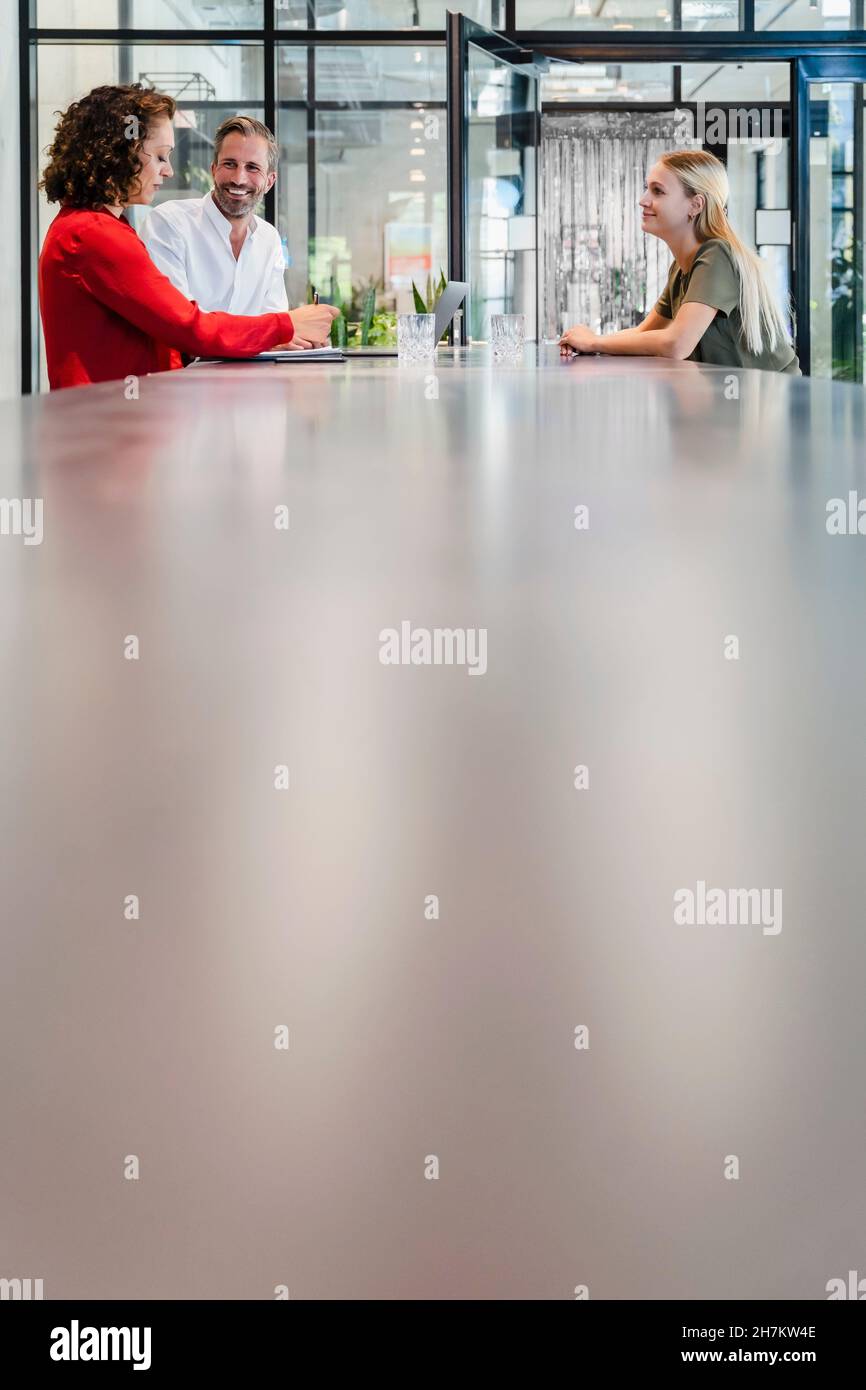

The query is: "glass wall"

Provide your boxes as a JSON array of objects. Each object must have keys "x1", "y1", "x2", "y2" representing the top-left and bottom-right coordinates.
[
  {"x1": 756, "y1": 0, "x2": 854, "y2": 30},
  {"x1": 36, "y1": 40, "x2": 264, "y2": 386},
  {"x1": 277, "y1": 0, "x2": 497, "y2": 27},
  {"x1": 516, "y1": 0, "x2": 739, "y2": 29},
  {"x1": 37, "y1": 1, "x2": 265, "y2": 25},
  {"x1": 466, "y1": 48, "x2": 538, "y2": 341},
  {"x1": 517, "y1": 0, "x2": 858, "y2": 26},
  {"x1": 22, "y1": 0, "x2": 866, "y2": 385},
  {"x1": 680, "y1": 62, "x2": 789, "y2": 103},
  {"x1": 679, "y1": 63, "x2": 792, "y2": 326},
  {"x1": 808, "y1": 79, "x2": 865, "y2": 381},
  {"x1": 33, "y1": 30, "x2": 449, "y2": 367},
  {"x1": 275, "y1": 43, "x2": 447, "y2": 336},
  {"x1": 540, "y1": 63, "x2": 794, "y2": 341},
  {"x1": 37, "y1": 0, "x2": 498, "y2": 26},
  {"x1": 34, "y1": 0, "x2": 859, "y2": 28},
  {"x1": 542, "y1": 63, "x2": 673, "y2": 102},
  {"x1": 37, "y1": 43, "x2": 264, "y2": 246}
]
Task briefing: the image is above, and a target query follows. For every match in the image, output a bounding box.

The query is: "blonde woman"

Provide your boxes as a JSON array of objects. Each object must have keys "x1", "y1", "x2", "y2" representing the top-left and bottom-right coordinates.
[{"x1": 560, "y1": 150, "x2": 799, "y2": 375}]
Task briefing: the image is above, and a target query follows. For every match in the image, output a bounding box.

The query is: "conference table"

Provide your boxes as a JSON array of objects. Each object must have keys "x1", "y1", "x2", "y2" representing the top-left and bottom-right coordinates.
[{"x1": 1, "y1": 347, "x2": 864, "y2": 1299}]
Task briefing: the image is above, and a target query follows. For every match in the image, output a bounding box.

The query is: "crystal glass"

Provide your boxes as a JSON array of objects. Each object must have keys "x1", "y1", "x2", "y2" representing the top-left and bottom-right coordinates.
[
  {"x1": 491, "y1": 313, "x2": 525, "y2": 364},
  {"x1": 397, "y1": 313, "x2": 436, "y2": 365}
]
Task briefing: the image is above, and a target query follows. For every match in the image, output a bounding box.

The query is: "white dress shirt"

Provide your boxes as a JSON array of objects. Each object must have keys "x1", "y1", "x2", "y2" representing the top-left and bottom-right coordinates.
[{"x1": 140, "y1": 192, "x2": 289, "y2": 314}]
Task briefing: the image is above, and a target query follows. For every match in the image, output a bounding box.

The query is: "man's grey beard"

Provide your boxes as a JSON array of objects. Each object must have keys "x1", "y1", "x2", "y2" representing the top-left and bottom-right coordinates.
[{"x1": 212, "y1": 184, "x2": 260, "y2": 219}]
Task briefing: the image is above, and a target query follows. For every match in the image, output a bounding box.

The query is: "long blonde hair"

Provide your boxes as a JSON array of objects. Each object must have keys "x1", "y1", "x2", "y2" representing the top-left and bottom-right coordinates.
[{"x1": 659, "y1": 150, "x2": 791, "y2": 357}]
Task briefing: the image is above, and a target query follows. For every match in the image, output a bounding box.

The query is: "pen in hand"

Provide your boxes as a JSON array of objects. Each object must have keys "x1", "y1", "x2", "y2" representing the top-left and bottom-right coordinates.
[{"x1": 286, "y1": 290, "x2": 339, "y2": 350}]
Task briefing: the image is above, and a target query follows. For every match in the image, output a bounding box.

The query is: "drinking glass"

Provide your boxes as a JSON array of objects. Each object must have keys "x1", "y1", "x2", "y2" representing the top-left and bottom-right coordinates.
[
  {"x1": 491, "y1": 313, "x2": 526, "y2": 364},
  {"x1": 397, "y1": 313, "x2": 436, "y2": 365}
]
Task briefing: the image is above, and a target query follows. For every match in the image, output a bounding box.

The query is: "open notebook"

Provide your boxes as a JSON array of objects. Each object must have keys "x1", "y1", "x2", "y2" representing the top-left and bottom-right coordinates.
[{"x1": 189, "y1": 347, "x2": 346, "y2": 365}]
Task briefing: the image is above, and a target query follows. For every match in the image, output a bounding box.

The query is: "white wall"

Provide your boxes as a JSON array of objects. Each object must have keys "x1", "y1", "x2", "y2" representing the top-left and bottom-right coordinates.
[{"x1": 0, "y1": 4, "x2": 20, "y2": 399}]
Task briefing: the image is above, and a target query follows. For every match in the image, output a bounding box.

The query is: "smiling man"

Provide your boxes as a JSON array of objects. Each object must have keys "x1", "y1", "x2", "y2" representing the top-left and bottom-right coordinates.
[{"x1": 141, "y1": 114, "x2": 289, "y2": 315}]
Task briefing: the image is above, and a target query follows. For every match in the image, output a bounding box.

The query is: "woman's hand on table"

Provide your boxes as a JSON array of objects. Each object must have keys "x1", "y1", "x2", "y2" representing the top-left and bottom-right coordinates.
[
  {"x1": 284, "y1": 303, "x2": 341, "y2": 350},
  {"x1": 559, "y1": 324, "x2": 598, "y2": 357}
]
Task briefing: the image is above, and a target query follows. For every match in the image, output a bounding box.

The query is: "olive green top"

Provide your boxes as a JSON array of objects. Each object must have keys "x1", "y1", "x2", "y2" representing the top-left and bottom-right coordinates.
[{"x1": 654, "y1": 238, "x2": 800, "y2": 375}]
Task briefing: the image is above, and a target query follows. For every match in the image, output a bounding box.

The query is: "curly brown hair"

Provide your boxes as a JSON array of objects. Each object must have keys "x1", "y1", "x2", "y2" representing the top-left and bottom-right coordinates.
[{"x1": 41, "y1": 84, "x2": 177, "y2": 209}]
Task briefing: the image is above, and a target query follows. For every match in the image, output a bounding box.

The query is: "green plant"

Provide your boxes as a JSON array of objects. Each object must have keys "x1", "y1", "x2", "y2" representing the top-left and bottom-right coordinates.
[
  {"x1": 412, "y1": 268, "x2": 447, "y2": 315},
  {"x1": 322, "y1": 275, "x2": 390, "y2": 348},
  {"x1": 324, "y1": 273, "x2": 348, "y2": 348},
  {"x1": 311, "y1": 274, "x2": 400, "y2": 349},
  {"x1": 359, "y1": 283, "x2": 376, "y2": 346},
  {"x1": 411, "y1": 268, "x2": 449, "y2": 342},
  {"x1": 367, "y1": 310, "x2": 396, "y2": 345},
  {"x1": 344, "y1": 310, "x2": 396, "y2": 347},
  {"x1": 344, "y1": 275, "x2": 384, "y2": 320}
]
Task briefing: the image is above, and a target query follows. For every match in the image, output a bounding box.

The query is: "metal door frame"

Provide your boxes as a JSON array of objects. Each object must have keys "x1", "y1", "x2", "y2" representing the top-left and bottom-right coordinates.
[{"x1": 447, "y1": 13, "x2": 546, "y2": 343}]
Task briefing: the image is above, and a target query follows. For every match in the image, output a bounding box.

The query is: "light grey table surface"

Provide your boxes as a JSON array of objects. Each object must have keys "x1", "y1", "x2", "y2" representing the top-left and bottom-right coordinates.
[{"x1": 1, "y1": 346, "x2": 864, "y2": 1300}]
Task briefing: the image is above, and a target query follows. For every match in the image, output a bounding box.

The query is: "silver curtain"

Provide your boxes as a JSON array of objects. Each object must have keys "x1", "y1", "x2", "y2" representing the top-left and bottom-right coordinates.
[{"x1": 541, "y1": 111, "x2": 700, "y2": 340}]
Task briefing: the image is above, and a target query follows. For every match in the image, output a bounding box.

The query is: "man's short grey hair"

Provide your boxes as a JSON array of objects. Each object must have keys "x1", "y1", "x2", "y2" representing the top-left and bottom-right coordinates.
[{"x1": 212, "y1": 115, "x2": 279, "y2": 174}]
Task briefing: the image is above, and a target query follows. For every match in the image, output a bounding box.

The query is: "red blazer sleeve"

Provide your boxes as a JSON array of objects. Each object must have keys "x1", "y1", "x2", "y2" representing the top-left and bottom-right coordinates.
[{"x1": 71, "y1": 213, "x2": 294, "y2": 357}]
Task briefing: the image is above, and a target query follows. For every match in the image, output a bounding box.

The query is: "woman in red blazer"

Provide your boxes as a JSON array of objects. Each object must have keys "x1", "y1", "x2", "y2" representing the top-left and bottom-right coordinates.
[{"x1": 39, "y1": 84, "x2": 337, "y2": 390}]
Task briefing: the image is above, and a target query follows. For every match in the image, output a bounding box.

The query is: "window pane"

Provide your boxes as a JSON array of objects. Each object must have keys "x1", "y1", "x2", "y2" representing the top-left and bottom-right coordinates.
[
  {"x1": 318, "y1": 46, "x2": 445, "y2": 102},
  {"x1": 277, "y1": 46, "x2": 310, "y2": 100},
  {"x1": 517, "y1": 0, "x2": 733, "y2": 28},
  {"x1": 680, "y1": 63, "x2": 790, "y2": 102},
  {"x1": 674, "y1": 66, "x2": 794, "y2": 338},
  {"x1": 38, "y1": 42, "x2": 263, "y2": 237},
  {"x1": 37, "y1": 0, "x2": 264, "y2": 26},
  {"x1": 519, "y1": 0, "x2": 741, "y2": 24},
  {"x1": 756, "y1": 0, "x2": 851, "y2": 28},
  {"x1": 728, "y1": 140, "x2": 792, "y2": 332},
  {"x1": 467, "y1": 50, "x2": 538, "y2": 341},
  {"x1": 274, "y1": 107, "x2": 309, "y2": 306},
  {"x1": 277, "y1": 46, "x2": 446, "y2": 103},
  {"x1": 518, "y1": 0, "x2": 674, "y2": 29},
  {"x1": 680, "y1": 0, "x2": 739, "y2": 26},
  {"x1": 36, "y1": 42, "x2": 264, "y2": 387},
  {"x1": 277, "y1": 0, "x2": 495, "y2": 27},
  {"x1": 808, "y1": 82, "x2": 862, "y2": 380},
  {"x1": 542, "y1": 63, "x2": 673, "y2": 103},
  {"x1": 275, "y1": 106, "x2": 447, "y2": 341}
]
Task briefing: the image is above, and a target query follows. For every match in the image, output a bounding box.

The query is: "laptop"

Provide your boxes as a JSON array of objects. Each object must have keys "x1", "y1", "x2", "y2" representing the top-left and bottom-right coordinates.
[{"x1": 343, "y1": 281, "x2": 468, "y2": 357}]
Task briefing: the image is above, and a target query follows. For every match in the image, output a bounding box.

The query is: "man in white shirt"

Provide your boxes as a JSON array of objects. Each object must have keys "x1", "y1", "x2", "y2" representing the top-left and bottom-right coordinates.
[{"x1": 141, "y1": 114, "x2": 289, "y2": 317}]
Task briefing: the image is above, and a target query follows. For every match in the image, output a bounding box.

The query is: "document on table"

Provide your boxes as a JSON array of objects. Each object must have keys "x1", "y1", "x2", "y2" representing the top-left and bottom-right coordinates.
[{"x1": 188, "y1": 347, "x2": 346, "y2": 365}]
